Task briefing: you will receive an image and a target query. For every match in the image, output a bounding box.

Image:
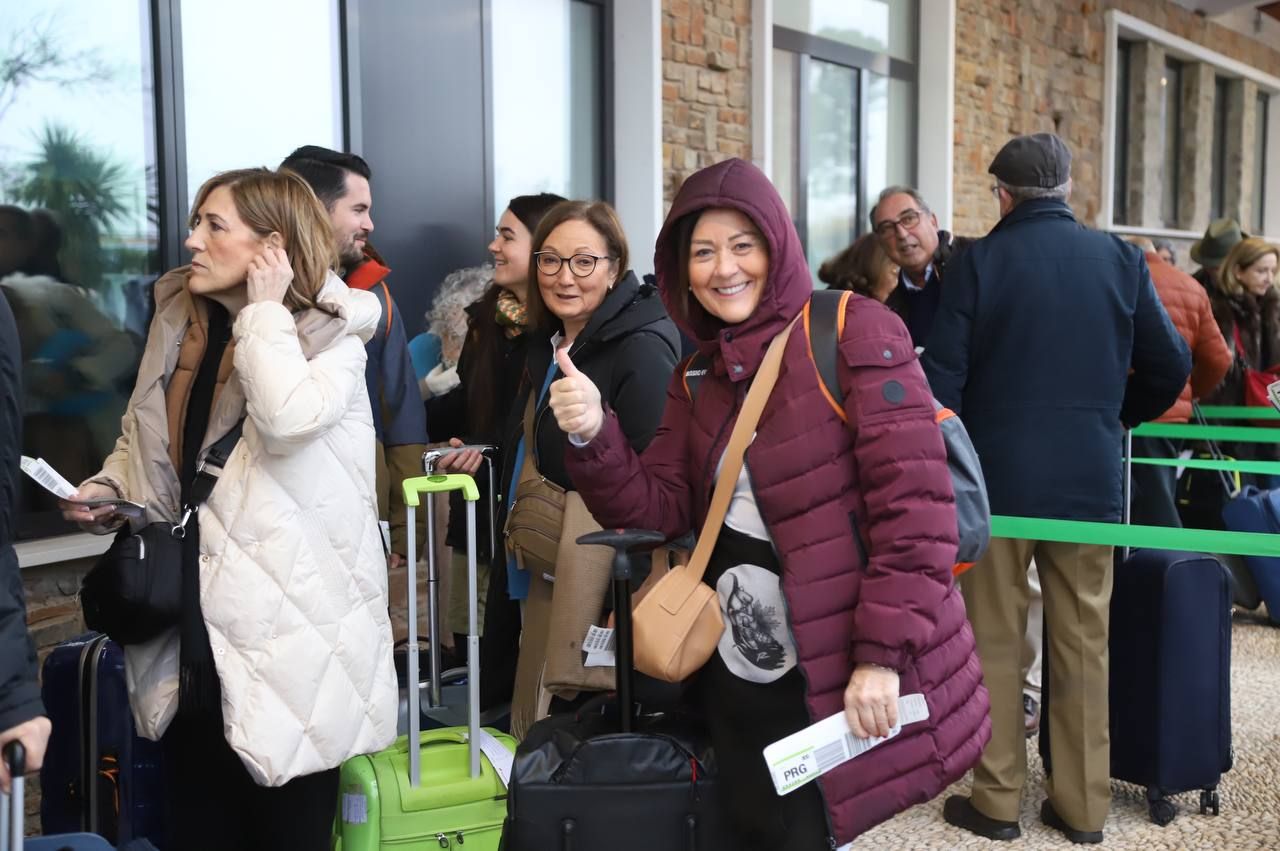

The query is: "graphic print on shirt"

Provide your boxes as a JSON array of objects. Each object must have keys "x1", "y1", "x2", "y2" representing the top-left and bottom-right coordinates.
[{"x1": 715, "y1": 563, "x2": 797, "y2": 683}]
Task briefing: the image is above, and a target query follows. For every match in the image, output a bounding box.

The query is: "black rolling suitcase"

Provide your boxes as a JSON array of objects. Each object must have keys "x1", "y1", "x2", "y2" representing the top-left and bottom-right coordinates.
[
  {"x1": 1107, "y1": 548, "x2": 1233, "y2": 823},
  {"x1": 500, "y1": 530, "x2": 729, "y2": 851}
]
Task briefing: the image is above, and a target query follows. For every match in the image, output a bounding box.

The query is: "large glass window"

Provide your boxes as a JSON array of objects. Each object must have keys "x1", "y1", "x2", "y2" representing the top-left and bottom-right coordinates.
[
  {"x1": 490, "y1": 0, "x2": 607, "y2": 224},
  {"x1": 181, "y1": 0, "x2": 344, "y2": 203},
  {"x1": 1256, "y1": 92, "x2": 1269, "y2": 234},
  {"x1": 1112, "y1": 40, "x2": 1132, "y2": 225},
  {"x1": 1, "y1": 2, "x2": 161, "y2": 539},
  {"x1": 1160, "y1": 57, "x2": 1183, "y2": 228},
  {"x1": 806, "y1": 60, "x2": 858, "y2": 287},
  {"x1": 772, "y1": 2, "x2": 917, "y2": 285},
  {"x1": 1211, "y1": 76, "x2": 1230, "y2": 221},
  {"x1": 775, "y1": 0, "x2": 916, "y2": 62}
]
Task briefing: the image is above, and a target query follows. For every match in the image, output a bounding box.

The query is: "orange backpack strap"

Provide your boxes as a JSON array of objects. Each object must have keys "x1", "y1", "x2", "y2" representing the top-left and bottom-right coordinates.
[
  {"x1": 806, "y1": 289, "x2": 852, "y2": 420},
  {"x1": 377, "y1": 281, "x2": 394, "y2": 338}
]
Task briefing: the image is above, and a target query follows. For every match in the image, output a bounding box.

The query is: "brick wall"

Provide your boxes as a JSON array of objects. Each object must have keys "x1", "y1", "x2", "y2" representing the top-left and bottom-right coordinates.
[
  {"x1": 662, "y1": 0, "x2": 753, "y2": 206},
  {"x1": 953, "y1": 0, "x2": 1280, "y2": 239}
]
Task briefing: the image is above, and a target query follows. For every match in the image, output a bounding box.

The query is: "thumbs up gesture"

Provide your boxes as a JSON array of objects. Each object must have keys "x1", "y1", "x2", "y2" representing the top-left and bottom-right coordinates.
[{"x1": 549, "y1": 343, "x2": 604, "y2": 443}]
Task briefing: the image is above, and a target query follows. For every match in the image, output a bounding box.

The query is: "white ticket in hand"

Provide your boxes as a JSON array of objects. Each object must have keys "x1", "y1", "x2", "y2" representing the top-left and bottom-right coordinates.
[{"x1": 763, "y1": 693, "x2": 930, "y2": 796}]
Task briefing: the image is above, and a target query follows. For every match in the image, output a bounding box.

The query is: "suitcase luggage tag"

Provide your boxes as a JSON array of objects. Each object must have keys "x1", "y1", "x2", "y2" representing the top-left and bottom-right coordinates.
[{"x1": 762, "y1": 693, "x2": 930, "y2": 796}]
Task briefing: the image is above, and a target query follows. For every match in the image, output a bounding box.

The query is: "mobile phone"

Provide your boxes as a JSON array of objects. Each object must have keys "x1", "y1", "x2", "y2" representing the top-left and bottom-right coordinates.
[{"x1": 422, "y1": 444, "x2": 497, "y2": 473}]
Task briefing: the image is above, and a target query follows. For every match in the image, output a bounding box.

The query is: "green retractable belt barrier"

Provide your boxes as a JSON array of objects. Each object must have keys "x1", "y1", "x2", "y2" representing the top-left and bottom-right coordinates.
[
  {"x1": 1130, "y1": 456, "x2": 1280, "y2": 476},
  {"x1": 1131, "y1": 422, "x2": 1280, "y2": 443},
  {"x1": 1195, "y1": 405, "x2": 1280, "y2": 420},
  {"x1": 989, "y1": 515, "x2": 1280, "y2": 557}
]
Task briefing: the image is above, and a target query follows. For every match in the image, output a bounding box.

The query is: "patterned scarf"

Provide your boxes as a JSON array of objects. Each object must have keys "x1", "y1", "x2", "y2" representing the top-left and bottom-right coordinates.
[{"x1": 496, "y1": 288, "x2": 528, "y2": 339}]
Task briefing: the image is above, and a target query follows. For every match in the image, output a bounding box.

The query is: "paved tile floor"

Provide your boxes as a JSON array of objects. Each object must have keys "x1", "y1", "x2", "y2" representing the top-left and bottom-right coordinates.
[{"x1": 857, "y1": 613, "x2": 1280, "y2": 849}]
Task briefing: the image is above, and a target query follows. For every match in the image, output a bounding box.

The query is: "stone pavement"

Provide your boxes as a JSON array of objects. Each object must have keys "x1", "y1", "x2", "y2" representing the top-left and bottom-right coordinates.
[{"x1": 857, "y1": 615, "x2": 1280, "y2": 849}]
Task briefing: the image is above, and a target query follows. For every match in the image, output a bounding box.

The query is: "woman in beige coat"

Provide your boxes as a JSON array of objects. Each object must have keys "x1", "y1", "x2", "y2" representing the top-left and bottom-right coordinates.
[{"x1": 60, "y1": 168, "x2": 396, "y2": 850}]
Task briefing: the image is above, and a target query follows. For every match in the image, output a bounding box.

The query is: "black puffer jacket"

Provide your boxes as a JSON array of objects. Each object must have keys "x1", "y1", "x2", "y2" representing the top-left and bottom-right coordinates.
[
  {"x1": 427, "y1": 293, "x2": 530, "y2": 561},
  {"x1": 0, "y1": 293, "x2": 43, "y2": 733},
  {"x1": 498, "y1": 271, "x2": 680, "y2": 499},
  {"x1": 478, "y1": 271, "x2": 678, "y2": 710}
]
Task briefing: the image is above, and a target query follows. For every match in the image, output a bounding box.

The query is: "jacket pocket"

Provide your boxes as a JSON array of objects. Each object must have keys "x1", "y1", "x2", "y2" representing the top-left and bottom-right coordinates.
[{"x1": 841, "y1": 336, "x2": 916, "y2": 370}]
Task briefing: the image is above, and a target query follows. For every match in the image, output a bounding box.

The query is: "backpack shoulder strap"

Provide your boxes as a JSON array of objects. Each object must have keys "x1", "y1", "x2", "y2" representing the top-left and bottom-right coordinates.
[
  {"x1": 681, "y1": 352, "x2": 712, "y2": 402},
  {"x1": 806, "y1": 289, "x2": 852, "y2": 420}
]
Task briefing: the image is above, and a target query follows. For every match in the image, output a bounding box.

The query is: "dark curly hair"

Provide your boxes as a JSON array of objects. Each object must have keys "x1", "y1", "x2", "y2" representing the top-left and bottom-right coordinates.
[{"x1": 818, "y1": 234, "x2": 895, "y2": 301}]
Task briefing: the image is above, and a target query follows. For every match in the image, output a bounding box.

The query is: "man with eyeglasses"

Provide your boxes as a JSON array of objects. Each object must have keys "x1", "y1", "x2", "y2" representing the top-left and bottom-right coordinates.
[
  {"x1": 870, "y1": 187, "x2": 972, "y2": 348},
  {"x1": 923, "y1": 133, "x2": 1189, "y2": 845}
]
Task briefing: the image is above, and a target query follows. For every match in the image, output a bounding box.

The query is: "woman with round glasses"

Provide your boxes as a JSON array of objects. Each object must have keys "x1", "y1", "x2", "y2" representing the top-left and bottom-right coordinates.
[{"x1": 489, "y1": 200, "x2": 679, "y2": 724}]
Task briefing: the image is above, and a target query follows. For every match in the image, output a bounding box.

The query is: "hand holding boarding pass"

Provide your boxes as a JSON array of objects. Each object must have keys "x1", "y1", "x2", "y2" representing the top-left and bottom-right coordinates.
[{"x1": 763, "y1": 693, "x2": 930, "y2": 796}]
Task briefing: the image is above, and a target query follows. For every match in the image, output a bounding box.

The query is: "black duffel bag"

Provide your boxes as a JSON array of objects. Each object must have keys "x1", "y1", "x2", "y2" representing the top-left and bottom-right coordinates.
[{"x1": 79, "y1": 420, "x2": 243, "y2": 645}]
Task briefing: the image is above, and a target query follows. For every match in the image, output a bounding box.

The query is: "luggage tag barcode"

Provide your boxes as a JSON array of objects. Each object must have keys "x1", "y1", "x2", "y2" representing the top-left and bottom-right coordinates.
[
  {"x1": 20, "y1": 456, "x2": 77, "y2": 499},
  {"x1": 341, "y1": 791, "x2": 368, "y2": 824},
  {"x1": 468, "y1": 729, "x2": 514, "y2": 788},
  {"x1": 582, "y1": 625, "x2": 616, "y2": 668},
  {"x1": 763, "y1": 693, "x2": 930, "y2": 796}
]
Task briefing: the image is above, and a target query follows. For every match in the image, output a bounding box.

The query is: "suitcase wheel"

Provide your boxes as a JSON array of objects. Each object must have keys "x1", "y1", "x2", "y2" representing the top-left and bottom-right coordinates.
[
  {"x1": 1199, "y1": 788, "x2": 1221, "y2": 817},
  {"x1": 1146, "y1": 788, "x2": 1178, "y2": 826}
]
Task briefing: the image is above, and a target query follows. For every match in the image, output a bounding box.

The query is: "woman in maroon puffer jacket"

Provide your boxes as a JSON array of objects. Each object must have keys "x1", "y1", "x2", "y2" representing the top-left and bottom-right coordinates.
[{"x1": 548, "y1": 158, "x2": 990, "y2": 848}]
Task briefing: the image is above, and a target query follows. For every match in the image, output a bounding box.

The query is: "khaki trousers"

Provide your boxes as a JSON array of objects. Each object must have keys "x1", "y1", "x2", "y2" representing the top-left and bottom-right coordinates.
[{"x1": 961, "y1": 537, "x2": 1113, "y2": 832}]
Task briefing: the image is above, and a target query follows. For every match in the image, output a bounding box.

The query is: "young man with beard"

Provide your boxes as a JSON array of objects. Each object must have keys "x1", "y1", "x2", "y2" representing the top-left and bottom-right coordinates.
[{"x1": 281, "y1": 146, "x2": 426, "y2": 574}]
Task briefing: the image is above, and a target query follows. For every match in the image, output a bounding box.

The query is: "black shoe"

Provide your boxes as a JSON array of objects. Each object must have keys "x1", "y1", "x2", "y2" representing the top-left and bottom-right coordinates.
[
  {"x1": 1040, "y1": 800, "x2": 1104, "y2": 844},
  {"x1": 943, "y1": 795, "x2": 1021, "y2": 841}
]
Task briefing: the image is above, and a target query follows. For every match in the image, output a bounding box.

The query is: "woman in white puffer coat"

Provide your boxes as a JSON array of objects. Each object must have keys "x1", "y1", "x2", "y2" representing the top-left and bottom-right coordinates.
[{"x1": 60, "y1": 168, "x2": 397, "y2": 850}]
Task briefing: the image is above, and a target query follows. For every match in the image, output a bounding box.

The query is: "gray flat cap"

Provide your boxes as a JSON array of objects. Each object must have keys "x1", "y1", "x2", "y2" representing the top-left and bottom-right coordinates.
[{"x1": 988, "y1": 133, "x2": 1072, "y2": 188}]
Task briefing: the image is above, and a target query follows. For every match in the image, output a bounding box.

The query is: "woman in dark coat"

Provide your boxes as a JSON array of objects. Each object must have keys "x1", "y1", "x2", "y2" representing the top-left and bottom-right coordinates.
[
  {"x1": 477, "y1": 200, "x2": 680, "y2": 715},
  {"x1": 428, "y1": 192, "x2": 563, "y2": 697},
  {"x1": 548, "y1": 158, "x2": 989, "y2": 848}
]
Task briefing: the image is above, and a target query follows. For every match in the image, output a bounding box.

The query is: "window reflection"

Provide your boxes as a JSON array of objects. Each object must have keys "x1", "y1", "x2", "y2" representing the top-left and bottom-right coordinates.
[{"x1": 0, "y1": 3, "x2": 159, "y2": 539}]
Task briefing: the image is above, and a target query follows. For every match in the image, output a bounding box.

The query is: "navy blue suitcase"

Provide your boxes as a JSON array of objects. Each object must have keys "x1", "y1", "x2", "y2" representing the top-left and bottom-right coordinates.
[
  {"x1": 39, "y1": 633, "x2": 166, "y2": 846},
  {"x1": 1108, "y1": 549, "x2": 1233, "y2": 824},
  {"x1": 1220, "y1": 486, "x2": 1280, "y2": 623}
]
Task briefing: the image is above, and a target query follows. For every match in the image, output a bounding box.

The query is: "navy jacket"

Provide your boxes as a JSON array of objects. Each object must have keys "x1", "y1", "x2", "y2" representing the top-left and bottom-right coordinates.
[
  {"x1": 1, "y1": 293, "x2": 44, "y2": 732},
  {"x1": 922, "y1": 199, "x2": 1190, "y2": 522}
]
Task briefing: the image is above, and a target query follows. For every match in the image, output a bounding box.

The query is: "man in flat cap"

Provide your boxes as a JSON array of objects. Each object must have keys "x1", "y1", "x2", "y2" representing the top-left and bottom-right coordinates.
[{"x1": 923, "y1": 133, "x2": 1190, "y2": 844}]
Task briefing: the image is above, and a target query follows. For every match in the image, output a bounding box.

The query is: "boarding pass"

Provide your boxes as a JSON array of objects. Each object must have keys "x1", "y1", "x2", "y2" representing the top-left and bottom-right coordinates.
[{"x1": 763, "y1": 693, "x2": 930, "y2": 796}]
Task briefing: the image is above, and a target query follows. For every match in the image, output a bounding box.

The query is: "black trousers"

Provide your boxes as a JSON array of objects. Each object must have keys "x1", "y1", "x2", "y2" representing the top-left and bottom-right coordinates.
[
  {"x1": 160, "y1": 713, "x2": 339, "y2": 851},
  {"x1": 1130, "y1": 436, "x2": 1182, "y2": 527}
]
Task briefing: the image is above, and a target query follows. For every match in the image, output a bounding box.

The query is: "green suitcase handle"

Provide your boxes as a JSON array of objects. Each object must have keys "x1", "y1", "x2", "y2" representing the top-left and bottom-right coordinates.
[{"x1": 402, "y1": 474, "x2": 479, "y2": 505}]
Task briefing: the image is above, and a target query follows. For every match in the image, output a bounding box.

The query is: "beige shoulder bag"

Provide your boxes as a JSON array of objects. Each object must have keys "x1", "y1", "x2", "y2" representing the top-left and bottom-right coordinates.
[{"x1": 632, "y1": 315, "x2": 800, "y2": 682}]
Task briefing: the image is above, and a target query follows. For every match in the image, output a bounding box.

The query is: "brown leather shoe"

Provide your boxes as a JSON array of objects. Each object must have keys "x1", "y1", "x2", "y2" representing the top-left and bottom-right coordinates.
[{"x1": 943, "y1": 795, "x2": 1021, "y2": 841}]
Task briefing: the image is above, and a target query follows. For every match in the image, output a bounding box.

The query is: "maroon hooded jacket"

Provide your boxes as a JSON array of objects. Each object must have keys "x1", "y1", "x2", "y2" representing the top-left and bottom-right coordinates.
[{"x1": 564, "y1": 159, "x2": 990, "y2": 843}]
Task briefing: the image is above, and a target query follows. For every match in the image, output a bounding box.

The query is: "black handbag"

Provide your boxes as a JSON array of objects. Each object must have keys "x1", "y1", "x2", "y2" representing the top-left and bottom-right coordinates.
[{"x1": 80, "y1": 421, "x2": 244, "y2": 645}]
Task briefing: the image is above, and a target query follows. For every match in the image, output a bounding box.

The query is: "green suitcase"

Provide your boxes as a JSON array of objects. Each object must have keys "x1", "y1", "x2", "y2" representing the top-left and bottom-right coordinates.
[{"x1": 335, "y1": 474, "x2": 515, "y2": 850}]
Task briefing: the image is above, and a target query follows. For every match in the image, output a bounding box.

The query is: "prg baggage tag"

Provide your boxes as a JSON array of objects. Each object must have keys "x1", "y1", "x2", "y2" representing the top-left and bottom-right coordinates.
[{"x1": 763, "y1": 693, "x2": 929, "y2": 796}]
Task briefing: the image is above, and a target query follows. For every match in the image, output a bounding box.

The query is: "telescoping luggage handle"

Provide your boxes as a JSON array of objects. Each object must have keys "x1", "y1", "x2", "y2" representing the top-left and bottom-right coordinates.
[
  {"x1": 421, "y1": 445, "x2": 497, "y2": 706},
  {"x1": 3, "y1": 741, "x2": 24, "y2": 851},
  {"x1": 404, "y1": 474, "x2": 482, "y2": 787}
]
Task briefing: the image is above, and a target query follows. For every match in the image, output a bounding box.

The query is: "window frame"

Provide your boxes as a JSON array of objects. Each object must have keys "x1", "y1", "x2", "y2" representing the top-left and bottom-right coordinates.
[
  {"x1": 771, "y1": 22, "x2": 918, "y2": 251},
  {"x1": 1101, "y1": 9, "x2": 1280, "y2": 241}
]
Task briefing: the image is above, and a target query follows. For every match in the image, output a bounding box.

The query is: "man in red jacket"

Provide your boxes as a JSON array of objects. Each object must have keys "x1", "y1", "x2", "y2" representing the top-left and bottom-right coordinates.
[{"x1": 1127, "y1": 237, "x2": 1231, "y2": 526}]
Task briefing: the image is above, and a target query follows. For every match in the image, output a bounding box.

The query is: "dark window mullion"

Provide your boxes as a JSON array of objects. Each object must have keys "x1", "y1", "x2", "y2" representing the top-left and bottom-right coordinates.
[
  {"x1": 856, "y1": 68, "x2": 867, "y2": 238},
  {"x1": 796, "y1": 52, "x2": 810, "y2": 253},
  {"x1": 152, "y1": 0, "x2": 187, "y2": 270}
]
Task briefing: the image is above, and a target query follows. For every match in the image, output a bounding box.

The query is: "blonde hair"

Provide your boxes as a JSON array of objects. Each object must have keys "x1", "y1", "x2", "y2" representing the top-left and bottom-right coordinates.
[
  {"x1": 188, "y1": 168, "x2": 337, "y2": 312},
  {"x1": 1220, "y1": 237, "x2": 1280, "y2": 298}
]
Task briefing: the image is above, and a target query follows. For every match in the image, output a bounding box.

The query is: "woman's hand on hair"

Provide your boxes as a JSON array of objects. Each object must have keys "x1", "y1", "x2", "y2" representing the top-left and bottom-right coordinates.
[
  {"x1": 549, "y1": 344, "x2": 603, "y2": 443},
  {"x1": 247, "y1": 245, "x2": 294, "y2": 305}
]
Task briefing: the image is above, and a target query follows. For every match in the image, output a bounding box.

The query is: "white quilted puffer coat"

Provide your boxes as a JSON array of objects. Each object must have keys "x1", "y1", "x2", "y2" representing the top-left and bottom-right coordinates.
[{"x1": 85, "y1": 266, "x2": 398, "y2": 786}]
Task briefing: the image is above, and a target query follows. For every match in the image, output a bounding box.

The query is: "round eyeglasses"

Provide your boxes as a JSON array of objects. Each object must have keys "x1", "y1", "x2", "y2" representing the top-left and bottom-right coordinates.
[
  {"x1": 872, "y1": 208, "x2": 924, "y2": 238},
  {"x1": 534, "y1": 251, "x2": 613, "y2": 278}
]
